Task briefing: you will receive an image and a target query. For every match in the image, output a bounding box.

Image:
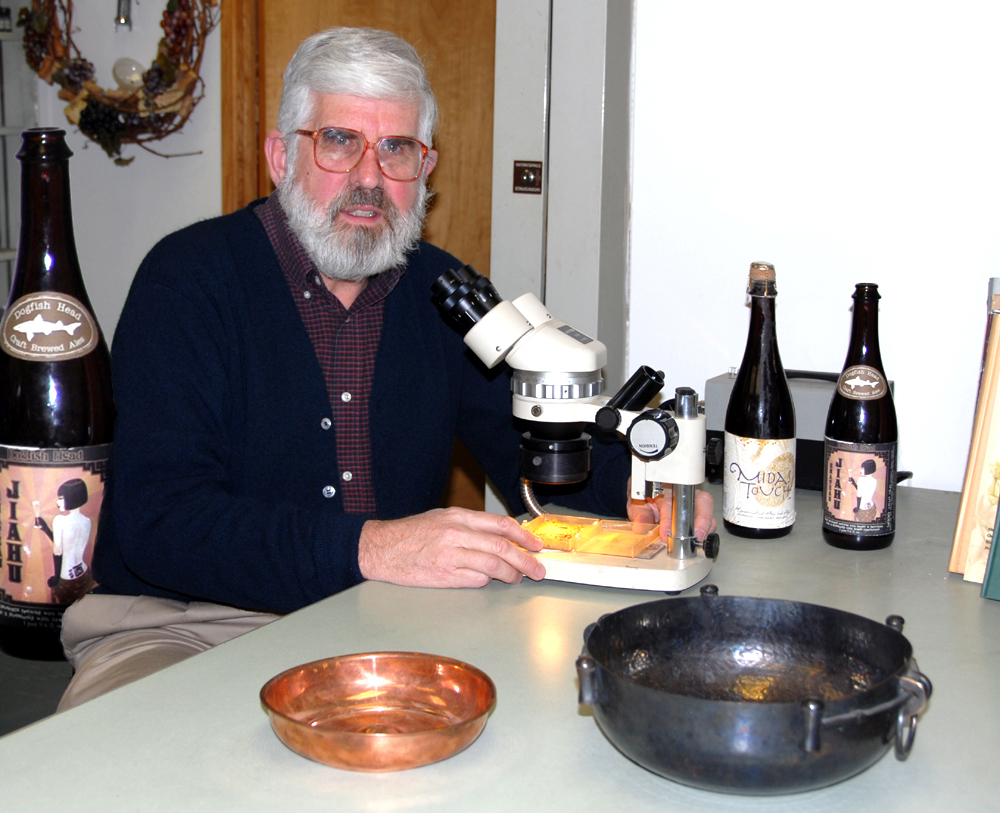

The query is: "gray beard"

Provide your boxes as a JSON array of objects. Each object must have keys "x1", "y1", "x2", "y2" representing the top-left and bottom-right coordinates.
[{"x1": 279, "y1": 176, "x2": 429, "y2": 282}]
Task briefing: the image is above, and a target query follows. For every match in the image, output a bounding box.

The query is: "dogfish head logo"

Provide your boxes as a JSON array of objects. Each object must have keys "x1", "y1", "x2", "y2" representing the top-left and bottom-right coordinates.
[
  {"x1": 837, "y1": 365, "x2": 887, "y2": 401},
  {"x1": 1, "y1": 292, "x2": 98, "y2": 361}
]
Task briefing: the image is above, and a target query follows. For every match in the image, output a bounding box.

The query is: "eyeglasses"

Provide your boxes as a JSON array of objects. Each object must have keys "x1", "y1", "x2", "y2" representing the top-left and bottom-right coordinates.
[{"x1": 294, "y1": 127, "x2": 430, "y2": 182}]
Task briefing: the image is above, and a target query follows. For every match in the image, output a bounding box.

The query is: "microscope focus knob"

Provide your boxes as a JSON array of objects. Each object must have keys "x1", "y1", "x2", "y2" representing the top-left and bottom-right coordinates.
[
  {"x1": 706, "y1": 435, "x2": 724, "y2": 466},
  {"x1": 626, "y1": 409, "x2": 678, "y2": 461},
  {"x1": 595, "y1": 406, "x2": 621, "y2": 431},
  {"x1": 697, "y1": 532, "x2": 721, "y2": 561}
]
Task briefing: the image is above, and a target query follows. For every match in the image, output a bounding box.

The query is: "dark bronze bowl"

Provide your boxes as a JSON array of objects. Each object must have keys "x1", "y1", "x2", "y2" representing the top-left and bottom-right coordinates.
[
  {"x1": 577, "y1": 587, "x2": 932, "y2": 795},
  {"x1": 261, "y1": 652, "x2": 496, "y2": 772}
]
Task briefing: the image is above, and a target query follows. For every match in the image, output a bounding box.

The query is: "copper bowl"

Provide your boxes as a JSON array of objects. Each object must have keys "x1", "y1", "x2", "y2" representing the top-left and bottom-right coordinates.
[{"x1": 260, "y1": 652, "x2": 497, "y2": 772}]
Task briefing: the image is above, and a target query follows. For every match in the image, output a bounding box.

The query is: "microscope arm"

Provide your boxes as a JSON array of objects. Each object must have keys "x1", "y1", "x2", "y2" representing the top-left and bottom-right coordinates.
[
  {"x1": 510, "y1": 391, "x2": 707, "y2": 495},
  {"x1": 514, "y1": 386, "x2": 716, "y2": 561}
]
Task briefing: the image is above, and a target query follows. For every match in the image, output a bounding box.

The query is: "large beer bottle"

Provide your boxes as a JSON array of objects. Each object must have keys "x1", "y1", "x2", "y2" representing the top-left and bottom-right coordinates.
[
  {"x1": 822, "y1": 283, "x2": 897, "y2": 550},
  {"x1": 723, "y1": 262, "x2": 796, "y2": 538},
  {"x1": 0, "y1": 129, "x2": 114, "y2": 659}
]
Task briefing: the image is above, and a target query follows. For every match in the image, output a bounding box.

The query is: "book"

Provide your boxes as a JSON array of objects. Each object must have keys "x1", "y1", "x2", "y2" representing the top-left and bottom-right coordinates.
[
  {"x1": 951, "y1": 279, "x2": 1000, "y2": 577},
  {"x1": 979, "y1": 278, "x2": 1000, "y2": 397},
  {"x1": 981, "y1": 498, "x2": 1000, "y2": 600}
]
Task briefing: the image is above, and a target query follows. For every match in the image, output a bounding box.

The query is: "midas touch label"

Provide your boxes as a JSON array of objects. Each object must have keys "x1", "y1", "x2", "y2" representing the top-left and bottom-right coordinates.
[{"x1": 723, "y1": 434, "x2": 796, "y2": 528}]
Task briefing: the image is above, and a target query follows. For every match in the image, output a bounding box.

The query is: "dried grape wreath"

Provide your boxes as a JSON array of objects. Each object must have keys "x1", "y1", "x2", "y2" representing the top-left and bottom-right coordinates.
[{"x1": 18, "y1": 0, "x2": 219, "y2": 165}]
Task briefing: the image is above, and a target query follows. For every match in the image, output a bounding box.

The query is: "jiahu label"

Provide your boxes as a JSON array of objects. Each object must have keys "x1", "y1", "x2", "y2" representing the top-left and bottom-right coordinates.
[
  {"x1": 0, "y1": 443, "x2": 110, "y2": 630},
  {"x1": 723, "y1": 434, "x2": 796, "y2": 529},
  {"x1": 0, "y1": 292, "x2": 98, "y2": 361},
  {"x1": 823, "y1": 439, "x2": 896, "y2": 536}
]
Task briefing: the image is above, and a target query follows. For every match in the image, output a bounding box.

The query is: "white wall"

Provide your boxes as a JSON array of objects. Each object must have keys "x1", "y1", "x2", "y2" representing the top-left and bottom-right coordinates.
[
  {"x1": 629, "y1": 1, "x2": 1000, "y2": 493},
  {"x1": 32, "y1": 4, "x2": 221, "y2": 338}
]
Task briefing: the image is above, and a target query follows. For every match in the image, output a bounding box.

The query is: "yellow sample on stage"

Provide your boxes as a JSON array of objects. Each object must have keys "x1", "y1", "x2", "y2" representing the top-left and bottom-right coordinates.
[{"x1": 522, "y1": 514, "x2": 659, "y2": 559}]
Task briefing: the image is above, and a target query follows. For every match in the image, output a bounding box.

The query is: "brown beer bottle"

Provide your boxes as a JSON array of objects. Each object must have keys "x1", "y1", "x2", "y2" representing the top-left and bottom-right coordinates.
[
  {"x1": 0, "y1": 129, "x2": 114, "y2": 660},
  {"x1": 723, "y1": 262, "x2": 796, "y2": 538},
  {"x1": 822, "y1": 283, "x2": 897, "y2": 550}
]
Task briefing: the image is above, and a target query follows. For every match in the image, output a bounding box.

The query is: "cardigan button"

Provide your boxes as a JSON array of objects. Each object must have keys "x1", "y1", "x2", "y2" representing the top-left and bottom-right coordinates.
[
  {"x1": 320, "y1": 418, "x2": 332, "y2": 430},
  {"x1": 322, "y1": 485, "x2": 336, "y2": 498}
]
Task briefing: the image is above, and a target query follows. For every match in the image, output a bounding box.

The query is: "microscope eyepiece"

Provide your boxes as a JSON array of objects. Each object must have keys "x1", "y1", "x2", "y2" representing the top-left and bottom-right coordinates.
[
  {"x1": 431, "y1": 265, "x2": 504, "y2": 336},
  {"x1": 607, "y1": 365, "x2": 665, "y2": 411}
]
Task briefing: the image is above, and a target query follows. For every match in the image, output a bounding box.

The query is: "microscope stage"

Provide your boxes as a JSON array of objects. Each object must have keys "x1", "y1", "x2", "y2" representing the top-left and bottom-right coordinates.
[
  {"x1": 535, "y1": 546, "x2": 714, "y2": 592},
  {"x1": 520, "y1": 513, "x2": 715, "y2": 592}
]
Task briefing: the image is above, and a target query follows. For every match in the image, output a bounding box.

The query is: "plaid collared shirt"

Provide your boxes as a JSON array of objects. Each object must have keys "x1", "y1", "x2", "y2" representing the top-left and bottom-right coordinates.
[{"x1": 255, "y1": 192, "x2": 402, "y2": 514}]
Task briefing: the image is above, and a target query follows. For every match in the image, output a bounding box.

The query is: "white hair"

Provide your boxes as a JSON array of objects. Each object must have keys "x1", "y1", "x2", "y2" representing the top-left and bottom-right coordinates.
[{"x1": 277, "y1": 27, "x2": 438, "y2": 168}]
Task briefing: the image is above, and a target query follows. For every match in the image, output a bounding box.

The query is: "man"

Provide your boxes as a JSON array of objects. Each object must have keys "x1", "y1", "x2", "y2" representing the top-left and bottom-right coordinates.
[{"x1": 58, "y1": 27, "x2": 715, "y2": 709}]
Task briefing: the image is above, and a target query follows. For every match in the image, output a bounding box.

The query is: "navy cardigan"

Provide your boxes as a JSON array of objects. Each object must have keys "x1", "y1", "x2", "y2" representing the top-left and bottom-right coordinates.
[{"x1": 92, "y1": 202, "x2": 630, "y2": 613}]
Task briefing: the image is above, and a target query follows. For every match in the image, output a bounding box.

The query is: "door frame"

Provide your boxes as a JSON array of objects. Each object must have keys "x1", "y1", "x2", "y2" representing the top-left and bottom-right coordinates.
[{"x1": 220, "y1": 0, "x2": 260, "y2": 214}]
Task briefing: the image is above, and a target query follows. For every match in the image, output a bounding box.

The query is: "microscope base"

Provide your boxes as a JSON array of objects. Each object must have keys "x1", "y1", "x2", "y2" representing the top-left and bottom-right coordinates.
[{"x1": 534, "y1": 547, "x2": 713, "y2": 593}]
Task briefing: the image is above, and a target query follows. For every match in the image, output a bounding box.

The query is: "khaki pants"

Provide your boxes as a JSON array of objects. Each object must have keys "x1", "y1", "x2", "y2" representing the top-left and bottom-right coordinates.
[{"x1": 59, "y1": 594, "x2": 280, "y2": 712}]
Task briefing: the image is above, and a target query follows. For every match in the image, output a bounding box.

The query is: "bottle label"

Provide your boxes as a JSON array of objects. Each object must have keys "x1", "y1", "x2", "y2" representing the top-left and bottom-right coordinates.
[
  {"x1": 836, "y1": 365, "x2": 887, "y2": 401},
  {"x1": 823, "y1": 439, "x2": 896, "y2": 536},
  {"x1": 0, "y1": 292, "x2": 99, "y2": 362},
  {"x1": 723, "y1": 434, "x2": 796, "y2": 528},
  {"x1": 0, "y1": 443, "x2": 111, "y2": 630}
]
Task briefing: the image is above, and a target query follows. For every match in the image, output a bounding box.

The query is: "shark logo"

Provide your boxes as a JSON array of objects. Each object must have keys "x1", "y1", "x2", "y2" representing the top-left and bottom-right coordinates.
[
  {"x1": 838, "y1": 365, "x2": 886, "y2": 400},
  {"x1": 2, "y1": 292, "x2": 97, "y2": 361},
  {"x1": 13, "y1": 314, "x2": 83, "y2": 342}
]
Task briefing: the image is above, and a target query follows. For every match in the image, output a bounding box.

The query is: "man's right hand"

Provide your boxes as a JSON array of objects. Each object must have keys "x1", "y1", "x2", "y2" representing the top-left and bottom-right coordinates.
[{"x1": 358, "y1": 508, "x2": 546, "y2": 589}]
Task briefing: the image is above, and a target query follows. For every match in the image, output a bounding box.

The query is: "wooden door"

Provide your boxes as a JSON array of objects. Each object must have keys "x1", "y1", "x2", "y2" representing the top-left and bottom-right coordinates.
[{"x1": 222, "y1": 0, "x2": 496, "y2": 511}]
